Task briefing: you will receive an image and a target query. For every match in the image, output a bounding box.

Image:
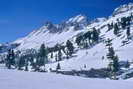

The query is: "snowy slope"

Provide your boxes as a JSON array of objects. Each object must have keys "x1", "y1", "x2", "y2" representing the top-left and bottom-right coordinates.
[
  {"x1": 14, "y1": 28, "x2": 84, "y2": 50},
  {"x1": 43, "y1": 3, "x2": 133, "y2": 71},
  {"x1": 13, "y1": 3, "x2": 133, "y2": 50},
  {"x1": 0, "y1": 67, "x2": 133, "y2": 89},
  {"x1": 10, "y1": 3, "x2": 133, "y2": 72},
  {"x1": 12, "y1": 15, "x2": 93, "y2": 50},
  {"x1": 113, "y1": 3, "x2": 133, "y2": 16}
]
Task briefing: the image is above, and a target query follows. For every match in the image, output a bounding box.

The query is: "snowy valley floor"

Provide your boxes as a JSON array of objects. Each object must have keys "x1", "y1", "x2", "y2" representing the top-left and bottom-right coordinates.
[{"x1": 0, "y1": 65, "x2": 133, "y2": 89}]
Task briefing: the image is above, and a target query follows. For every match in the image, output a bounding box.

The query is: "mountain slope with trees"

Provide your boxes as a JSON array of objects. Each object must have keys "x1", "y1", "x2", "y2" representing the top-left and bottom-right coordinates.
[{"x1": 0, "y1": 3, "x2": 133, "y2": 80}]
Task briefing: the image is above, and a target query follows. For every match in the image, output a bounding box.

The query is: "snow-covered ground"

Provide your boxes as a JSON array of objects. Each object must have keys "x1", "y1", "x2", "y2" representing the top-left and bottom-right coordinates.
[
  {"x1": 1, "y1": 3, "x2": 133, "y2": 89},
  {"x1": 0, "y1": 65, "x2": 133, "y2": 89}
]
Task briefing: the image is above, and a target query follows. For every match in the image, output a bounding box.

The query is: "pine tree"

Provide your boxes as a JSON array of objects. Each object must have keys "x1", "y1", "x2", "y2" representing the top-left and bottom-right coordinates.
[
  {"x1": 126, "y1": 27, "x2": 130, "y2": 38},
  {"x1": 75, "y1": 36, "x2": 82, "y2": 47},
  {"x1": 58, "y1": 49, "x2": 62, "y2": 61},
  {"x1": 25, "y1": 59, "x2": 28, "y2": 71},
  {"x1": 125, "y1": 60, "x2": 130, "y2": 68},
  {"x1": 55, "y1": 53, "x2": 58, "y2": 62},
  {"x1": 131, "y1": 13, "x2": 133, "y2": 20},
  {"x1": 56, "y1": 62, "x2": 61, "y2": 70},
  {"x1": 66, "y1": 50, "x2": 69, "y2": 59},
  {"x1": 121, "y1": 17, "x2": 127, "y2": 29},
  {"x1": 66, "y1": 40, "x2": 74, "y2": 57},
  {"x1": 114, "y1": 23, "x2": 119, "y2": 36},
  {"x1": 18, "y1": 57, "x2": 25, "y2": 70},
  {"x1": 127, "y1": 16, "x2": 131, "y2": 26},
  {"x1": 113, "y1": 55, "x2": 119, "y2": 72},
  {"x1": 107, "y1": 23, "x2": 113, "y2": 31},
  {"x1": 50, "y1": 52, "x2": 53, "y2": 58},
  {"x1": 107, "y1": 47, "x2": 115, "y2": 59},
  {"x1": 105, "y1": 38, "x2": 112, "y2": 47},
  {"x1": 6, "y1": 49, "x2": 15, "y2": 69},
  {"x1": 92, "y1": 27, "x2": 99, "y2": 43},
  {"x1": 38, "y1": 44, "x2": 48, "y2": 67},
  {"x1": 11, "y1": 50, "x2": 15, "y2": 66},
  {"x1": 84, "y1": 31, "x2": 91, "y2": 45},
  {"x1": 105, "y1": 39, "x2": 119, "y2": 79}
]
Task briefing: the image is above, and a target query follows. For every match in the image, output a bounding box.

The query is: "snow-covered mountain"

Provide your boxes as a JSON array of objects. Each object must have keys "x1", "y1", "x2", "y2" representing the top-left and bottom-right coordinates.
[
  {"x1": 12, "y1": 15, "x2": 107, "y2": 50},
  {"x1": 1, "y1": 3, "x2": 132, "y2": 75},
  {"x1": 9, "y1": 2, "x2": 132, "y2": 67},
  {"x1": 13, "y1": 3, "x2": 132, "y2": 51},
  {"x1": 113, "y1": 3, "x2": 133, "y2": 16},
  {"x1": 1, "y1": 3, "x2": 133, "y2": 89},
  {"x1": 13, "y1": 14, "x2": 90, "y2": 50}
]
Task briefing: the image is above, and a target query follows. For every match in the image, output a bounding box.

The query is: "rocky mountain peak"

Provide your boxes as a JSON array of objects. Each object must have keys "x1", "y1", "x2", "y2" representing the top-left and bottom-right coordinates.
[
  {"x1": 66, "y1": 14, "x2": 89, "y2": 25},
  {"x1": 113, "y1": 3, "x2": 133, "y2": 16}
]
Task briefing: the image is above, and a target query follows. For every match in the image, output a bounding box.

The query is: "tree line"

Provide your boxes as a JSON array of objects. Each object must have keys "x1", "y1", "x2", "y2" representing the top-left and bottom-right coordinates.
[{"x1": 4, "y1": 40, "x2": 75, "y2": 72}]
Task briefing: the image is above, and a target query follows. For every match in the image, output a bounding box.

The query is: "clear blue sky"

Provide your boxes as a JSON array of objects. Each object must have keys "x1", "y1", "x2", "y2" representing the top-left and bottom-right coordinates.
[{"x1": 0, "y1": 0, "x2": 132, "y2": 43}]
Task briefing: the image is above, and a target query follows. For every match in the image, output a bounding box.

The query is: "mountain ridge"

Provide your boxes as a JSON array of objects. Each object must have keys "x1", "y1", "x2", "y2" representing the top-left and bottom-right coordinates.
[{"x1": 1, "y1": 3, "x2": 133, "y2": 53}]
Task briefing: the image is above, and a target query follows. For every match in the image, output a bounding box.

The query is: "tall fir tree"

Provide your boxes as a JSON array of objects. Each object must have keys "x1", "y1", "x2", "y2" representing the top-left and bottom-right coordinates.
[
  {"x1": 58, "y1": 49, "x2": 62, "y2": 61},
  {"x1": 105, "y1": 38, "x2": 119, "y2": 80},
  {"x1": 66, "y1": 40, "x2": 74, "y2": 57},
  {"x1": 107, "y1": 23, "x2": 113, "y2": 31},
  {"x1": 38, "y1": 44, "x2": 48, "y2": 67},
  {"x1": 92, "y1": 27, "x2": 99, "y2": 43},
  {"x1": 114, "y1": 23, "x2": 119, "y2": 36},
  {"x1": 6, "y1": 49, "x2": 15, "y2": 69},
  {"x1": 75, "y1": 36, "x2": 82, "y2": 47},
  {"x1": 126, "y1": 27, "x2": 130, "y2": 38},
  {"x1": 56, "y1": 62, "x2": 61, "y2": 71},
  {"x1": 24, "y1": 59, "x2": 28, "y2": 71},
  {"x1": 121, "y1": 17, "x2": 127, "y2": 29}
]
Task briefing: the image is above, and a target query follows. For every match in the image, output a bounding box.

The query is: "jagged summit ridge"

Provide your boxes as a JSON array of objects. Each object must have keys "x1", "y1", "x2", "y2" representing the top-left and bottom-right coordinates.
[
  {"x1": 113, "y1": 3, "x2": 133, "y2": 16},
  {"x1": 90, "y1": 17, "x2": 107, "y2": 24},
  {"x1": 66, "y1": 14, "x2": 89, "y2": 24},
  {"x1": 11, "y1": 3, "x2": 133, "y2": 51},
  {"x1": 35, "y1": 14, "x2": 89, "y2": 33},
  {"x1": 13, "y1": 14, "x2": 90, "y2": 50}
]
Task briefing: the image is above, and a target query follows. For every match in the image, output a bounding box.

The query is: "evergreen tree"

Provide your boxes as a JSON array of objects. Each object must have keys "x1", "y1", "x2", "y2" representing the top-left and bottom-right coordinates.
[
  {"x1": 114, "y1": 23, "x2": 119, "y2": 36},
  {"x1": 107, "y1": 23, "x2": 113, "y2": 31},
  {"x1": 92, "y1": 27, "x2": 99, "y2": 43},
  {"x1": 84, "y1": 31, "x2": 91, "y2": 45},
  {"x1": 55, "y1": 53, "x2": 58, "y2": 62},
  {"x1": 75, "y1": 36, "x2": 82, "y2": 47},
  {"x1": 58, "y1": 49, "x2": 62, "y2": 61},
  {"x1": 127, "y1": 16, "x2": 131, "y2": 26},
  {"x1": 18, "y1": 56, "x2": 25, "y2": 70},
  {"x1": 9, "y1": 49, "x2": 15, "y2": 66},
  {"x1": 107, "y1": 47, "x2": 115, "y2": 60},
  {"x1": 66, "y1": 50, "x2": 69, "y2": 59},
  {"x1": 111, "y1": 22, "x2": 114, "y2": 29},
  {"x1": 66, "y1": 40, "x2": 74, "y2": 57},
  {"x1": 24, "y1": 59, "x2": 28, "y2": 71},
  {"x1": 131, "y1": 13, "x2": 133, "y2": 20},
  {"x1": 83, "y1": 39, "x2": 89, "y2": 48},
  {"x1": 50, "y1": 52, "x2": 53, "y2": 58},
  {"x1": 121, "y1": 17, "x2": 127, "y2": 29},
  {"x1": 105, "y1": 38, "x2": 112, "y2": 48},
  {"x1": 56, "y1": 62, "x2": 61, "y2": 70},
  {"x1": 126, "y1": 27, "x2": 130, "y2": 38},
  {"x1": 112, "y1": 55, "x2": 119, "y2": 72},
  {"x1": 105, "y1": 39, "x2": 119, "y2": 79},
  {"x1": 38, "y1": 44, "x2": 48, "y2": 67},
  {"x1": 6, "y1": 49, "x2": 15, "y2": 69},
  {"x1": 125, "y1": 60, "x2": 130, "y2": 68}
]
